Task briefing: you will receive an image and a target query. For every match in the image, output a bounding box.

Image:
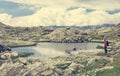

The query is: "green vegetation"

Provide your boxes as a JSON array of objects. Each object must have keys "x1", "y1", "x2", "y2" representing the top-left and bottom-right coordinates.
[
  {"x1": 91, "y1": 40, "x2": 103, "y2": 43},
  {"x1": 18, "y1": 52, "x2": 34, "y2": 57},
  {"x1": 9, "y1": 43, "x2": 37, "y2": 48},
  {"x1": 96, "y1": 45, "x2": 104, "y2": 49},
  {"x1": 96, "y1": 53, "x2": 120, "y2": 76},
  {"x1": 75, "y1": 60, "x2": 88, "y2": 65},
  {"x1": 0, "y1": 61, "x2": 3, "y2": 66},
  {"x1": 55, "y1": 62, "x2": 71, "y2": 70},
  {"x1": 88, "y1": 58, "x2": 110, "y2": 68},
  {"x1": 27, "y1": 59, "x2": 41, "y2": 64}
]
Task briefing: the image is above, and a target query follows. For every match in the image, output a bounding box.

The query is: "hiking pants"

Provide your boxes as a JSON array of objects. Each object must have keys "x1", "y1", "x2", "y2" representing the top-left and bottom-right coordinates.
[{"x1": 104, "y1": 46, "x2": 107, "y2": 54}]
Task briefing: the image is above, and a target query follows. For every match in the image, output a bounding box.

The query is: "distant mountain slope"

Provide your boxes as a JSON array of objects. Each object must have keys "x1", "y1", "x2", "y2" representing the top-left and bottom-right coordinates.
[
  {"x1": 48, "y1": 24, "x2": 115, "y2": 30},
  {"x1": 85, "y1": 23, "x2": 120, "y2": 40}
]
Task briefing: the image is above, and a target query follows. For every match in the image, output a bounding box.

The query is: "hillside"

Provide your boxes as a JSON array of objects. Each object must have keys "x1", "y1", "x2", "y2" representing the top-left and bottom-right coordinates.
[
  {"x1": 45, "y1": 28, "x2": 89, "y2": 43},
  {"x1": 0, "y1": 22, "x2": 119, "y2": 45},
  {"x1": 85, "y1": 23, "x2": 120, "y2": 40},
  {"x1": 0, "y1": 22, "x2": 90, "y2": 47}
]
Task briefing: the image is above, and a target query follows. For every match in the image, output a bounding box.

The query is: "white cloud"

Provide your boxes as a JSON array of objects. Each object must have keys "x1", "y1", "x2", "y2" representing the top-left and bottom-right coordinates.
[
  {"x1": 0, "y1": 7, "x2": 120, "y2": 27},
  {"x1": 7, "y1": 0, "x2": 120, "y2": 10},
  {"x1": 0, "y1": 13, "x2": 12, "y2": 23},
  {"x1": 78, "y1": 0, "x2": 120, "y2": 10},
  {"x1": 7, "y1": 0, "x2": 78, "y2": 10}
]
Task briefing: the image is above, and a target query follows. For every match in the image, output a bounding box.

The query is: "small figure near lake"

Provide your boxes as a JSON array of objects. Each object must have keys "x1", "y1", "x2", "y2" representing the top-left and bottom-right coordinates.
[
  {"x1": 103, "y1": 39, "x2": 109, "y2": 54},
  {"x1": 73, "y1": 48, "x2": 76, "y2": 51}
]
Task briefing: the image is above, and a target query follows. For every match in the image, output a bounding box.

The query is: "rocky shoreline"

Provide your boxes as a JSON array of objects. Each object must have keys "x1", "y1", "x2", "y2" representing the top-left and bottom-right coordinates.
[{"x1": 0, "y1": 49, "x2": 117, "y2": 76}]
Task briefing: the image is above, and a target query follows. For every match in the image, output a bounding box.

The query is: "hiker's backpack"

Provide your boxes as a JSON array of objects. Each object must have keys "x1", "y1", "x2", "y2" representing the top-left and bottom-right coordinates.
[{"x1": 106, "y1": 41, "x2": 109, "y2": 46}]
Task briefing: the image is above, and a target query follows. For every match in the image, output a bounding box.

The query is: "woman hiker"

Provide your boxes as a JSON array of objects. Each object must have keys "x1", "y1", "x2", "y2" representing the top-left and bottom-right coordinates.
[{"x1": 104, "y1": 39, "x2": 109, "y2": 54}]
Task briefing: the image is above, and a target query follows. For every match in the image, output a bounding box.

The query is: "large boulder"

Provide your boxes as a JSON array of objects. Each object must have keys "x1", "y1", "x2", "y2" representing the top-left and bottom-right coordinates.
[
  {"x1": 0, "y1": 52, "x2": 18, "y2": 60},
  {"x1": 0, "y1": 44, "x2": 11, "y2": 53}
]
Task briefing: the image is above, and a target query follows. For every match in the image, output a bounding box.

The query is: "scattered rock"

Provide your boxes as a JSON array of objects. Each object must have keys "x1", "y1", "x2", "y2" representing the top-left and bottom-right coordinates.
[
  {"x1": 0, "y1": 50, "x2": 116, "y2": 76},
  {"x1": 11, "y1": 52, "x2": 18, "y2": 57},
  {"x1": 0, "y1": 54, "x2": 7, "y2": 59}
]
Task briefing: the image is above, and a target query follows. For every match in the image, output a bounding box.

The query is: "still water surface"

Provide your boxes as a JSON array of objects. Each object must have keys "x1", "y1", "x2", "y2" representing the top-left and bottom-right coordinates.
[{"x1": 12, "y1": 43, "x2": 102, "y2": 57}]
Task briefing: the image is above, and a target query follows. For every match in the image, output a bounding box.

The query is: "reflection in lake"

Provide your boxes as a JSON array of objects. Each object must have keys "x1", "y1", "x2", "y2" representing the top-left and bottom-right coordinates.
[{"x1": 12, "y1": 43, "x2": 101, "y2": 57}]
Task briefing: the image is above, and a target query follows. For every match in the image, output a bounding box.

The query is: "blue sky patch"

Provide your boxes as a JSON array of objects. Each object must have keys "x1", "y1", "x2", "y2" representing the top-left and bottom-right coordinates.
[
  {"x1": 86, "y1": 8, "x2": 95, "y2": 13},
  {"x1": 0, "y1": 1, "x2": 35, "y2": 17},
  {"x1": 107, "y1": 9, "x2": 120, "y2": 14},
  {"x1": 67, "y1": 6, "x2": 80, "y2": 11}
]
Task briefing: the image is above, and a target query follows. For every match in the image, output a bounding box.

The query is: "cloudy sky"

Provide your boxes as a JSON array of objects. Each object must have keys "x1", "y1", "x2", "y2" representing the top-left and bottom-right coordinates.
[{"x1": 0, "y1": 0, "x2": 120, "y2": 27}]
